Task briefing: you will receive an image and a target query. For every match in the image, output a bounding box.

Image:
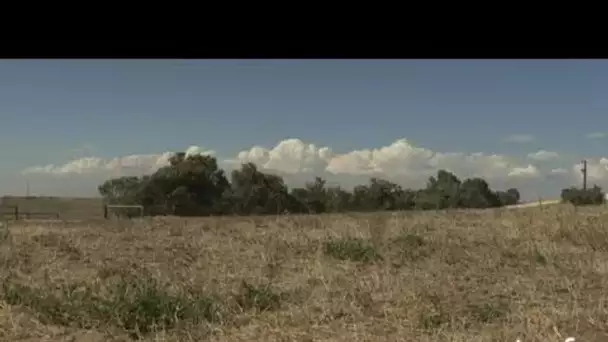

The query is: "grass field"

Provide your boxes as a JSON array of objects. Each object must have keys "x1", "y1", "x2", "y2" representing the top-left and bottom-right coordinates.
[{"x1": 0, "y1": 204, "x2": 606, "y2": 341}]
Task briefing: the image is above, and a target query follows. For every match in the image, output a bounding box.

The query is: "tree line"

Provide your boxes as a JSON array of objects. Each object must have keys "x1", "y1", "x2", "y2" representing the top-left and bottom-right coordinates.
[
  {"x1": 560, "y1": 185, "x2": 606, "y2": 205},
  {"x1": 98, "y1": 152, "x2": 525, "y2": 216}
]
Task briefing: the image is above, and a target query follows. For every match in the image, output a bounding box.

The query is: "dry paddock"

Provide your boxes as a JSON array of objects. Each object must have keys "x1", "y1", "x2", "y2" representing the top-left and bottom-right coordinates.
[{"x1": 0, "y1": 205, "x2": 607, "y2": 341}]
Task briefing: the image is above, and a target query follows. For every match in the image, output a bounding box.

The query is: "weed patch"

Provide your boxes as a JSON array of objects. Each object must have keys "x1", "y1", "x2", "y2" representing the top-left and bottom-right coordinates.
[
  {"x1": 0, "y1": 221, "x2": 9, "y2": 243},
  {"x1": 467, "y1": 301, "x2": 510, "y2": 324},
  {"x1": 323, "y1": 237, "x2": 383, "y2": 263},
  {"x1": 235, "y1": 281, "x2": 283, "y2": 313},
  {"x1": 389, "y1": 233, "x2": 430, "y2": 263},
  {"x1": 32, "y1": 234, "x2": 82, "y2": 260},
  {"x1": 533, "y1": 248, "x2": 548, "y2": 266},
  {"x1": 1, "y1": 273, "x2": 223, "y2": 339},
  {"x1": 417, "y1": 292, "x2": 452, "y2": 330}
]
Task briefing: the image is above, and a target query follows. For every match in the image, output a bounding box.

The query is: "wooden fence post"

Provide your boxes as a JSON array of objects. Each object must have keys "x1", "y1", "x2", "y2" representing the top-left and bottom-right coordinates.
[
  {"x1": 14, "y1": 206, "x2": 18, "y2": 220},
  {"x1": 103, "y1": 204, "x2": 108, "y2": 219}
]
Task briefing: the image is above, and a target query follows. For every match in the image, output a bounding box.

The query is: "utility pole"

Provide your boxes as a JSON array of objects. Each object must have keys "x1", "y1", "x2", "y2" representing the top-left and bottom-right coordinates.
[{"x1": 581, "y1": 159, "x2": 588, "y2": 190}]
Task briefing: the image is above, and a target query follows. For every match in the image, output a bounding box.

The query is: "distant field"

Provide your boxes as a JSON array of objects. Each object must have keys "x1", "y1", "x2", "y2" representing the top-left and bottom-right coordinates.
[
  {"x1": 0, "y1": 195, "x2": 563, "y2": 221},
  {"x1": 0, "y1": 196, "x2": 104, "y2": 220},
  {"x1": 504, "y1": 198, "x2": 562, "y2": 209},
  {"x1": 0, "y1": 203, "x2": 606, "y2": 341}
]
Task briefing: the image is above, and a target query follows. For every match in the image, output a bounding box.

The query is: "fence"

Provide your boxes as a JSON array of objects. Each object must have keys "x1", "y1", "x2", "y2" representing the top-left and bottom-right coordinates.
[
  {"x1": 0, "y1": 205, "x2": 61, "y2": 220},
  {"x1": 103, "y1": 204, "x2": 144, "y2": 219},
  {"x1": 0, "y1": 204, "x2": 147, "y2": 221}
]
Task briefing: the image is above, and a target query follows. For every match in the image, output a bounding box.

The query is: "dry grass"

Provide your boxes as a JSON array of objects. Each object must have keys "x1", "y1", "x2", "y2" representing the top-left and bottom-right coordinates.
[{"x1": 0, "y1": 204, "x2": 607, "y2": 341}]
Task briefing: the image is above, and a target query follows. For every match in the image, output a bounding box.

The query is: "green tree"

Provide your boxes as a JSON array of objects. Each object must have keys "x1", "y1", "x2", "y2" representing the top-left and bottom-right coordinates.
[
  {"x1": 424, "y1": 170, "x2": 462, "y2": 209},
  {"x1": 289, "y1": 177, "x2": 331, "y2": 214},
  {"x1": 153, "y1": 154, "x2": 230, "y2": 215},
  {"x1": 228, "y1": 163, "x2": 294, "y2": 215},
  {"x1": 561, "y1": 185, "x2": 605, "y2": 206},
  {"x1": 98, "y1": 176, "x2": 145, "y2": 205},
  {"x1": 367, "y1": 178, "x2": 404, "y2": 210},
  {"x1": 99, "y1": 154, "x2": 230, "y2": 216},
  {"x1": 98, "y1": 154, "x2": 522, "y2": 216},
  {"x1": 349, "y1": 184, "x2": 373, "y2": 211},
  {"x1": 324, "y1": 186, "x2": 353, "y2": 212},
  {"x1": 495, "y1": 188, "x2": 520, "y2": 206},
  {"x1": 458, "y1": 178, "x2": 501, "y2": 208}
]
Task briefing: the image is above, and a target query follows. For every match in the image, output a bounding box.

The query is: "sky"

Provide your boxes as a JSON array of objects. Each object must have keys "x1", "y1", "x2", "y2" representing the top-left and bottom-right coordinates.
[{"x1": 4, "y1": 59, "x2": 608, "y2": 201}]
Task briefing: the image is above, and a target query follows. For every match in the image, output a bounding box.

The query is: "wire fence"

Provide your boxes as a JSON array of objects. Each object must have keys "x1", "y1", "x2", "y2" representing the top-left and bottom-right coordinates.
[
  {"x1": 0, "y1": 204, "x2": 144, "y2": 221},
  {"x1": 0, "y1": 205, "x2": 62, "y2": 220}
]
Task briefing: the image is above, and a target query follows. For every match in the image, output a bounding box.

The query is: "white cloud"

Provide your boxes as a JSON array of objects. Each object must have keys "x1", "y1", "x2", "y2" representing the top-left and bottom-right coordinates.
[
  {"x1": 586, "y1": 132, "x2": 606, "y2": 140},
  {"x1": 572, "y1": 158, "x2": 608, "y2": 183},
  {"x1": 507, "y1": 165, "x2": 540, "y2": 178},
  {"x1": 505, "y1": 134, "x2": 535, "y2": 143},
  {"x1": 527, "y1": 149, "x2": 560, "y2": 161},
  {"x1": 22, "y1": 145, "x2": 215, "y2": 176},
  {"x1": 22, "y1": 138, "x2": 544, "y2": 189},
  {"x1": 550, "y1": 168, "x2": 568, "y2": 175},
  {"x1": 228, "y1": 138, "x2": 334, "y2": 174},
  {"x1": 20, "y1": 138, "x2": 561, "y2": 200},
  {"x1": 227, "y1": 138, "x2": 540, "y2": 181}
]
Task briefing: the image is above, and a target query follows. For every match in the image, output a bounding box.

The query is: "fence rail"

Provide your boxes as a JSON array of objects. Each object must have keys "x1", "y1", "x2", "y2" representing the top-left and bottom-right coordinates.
[
  {"x1": 0, "y1": 204, "x2": 146, "y2": 221},
  {"x1": 103, "y1": 204, "x2": 144, "y2": 219},
  {"x1": 0, "y1": 205, "x2": 61, "y2": 220}
]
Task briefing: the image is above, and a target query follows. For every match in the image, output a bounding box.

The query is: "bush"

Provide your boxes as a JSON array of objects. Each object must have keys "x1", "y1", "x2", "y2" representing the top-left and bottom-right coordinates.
[
  {"x1": 1, "y1": 274, "x2": 223, "y2": 339},
  {"x1": 561, "y1": 185, "x2": 605, "y2": 206},
  {"x1": 235, "y1": 281, "x2": 283, "y2": 313},
  {"x1": 323, "y1": 238, "x2": 383, "y2": 263}
]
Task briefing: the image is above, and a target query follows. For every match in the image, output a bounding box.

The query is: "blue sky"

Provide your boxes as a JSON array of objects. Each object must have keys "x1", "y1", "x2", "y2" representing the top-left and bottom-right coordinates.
[{"x1": 4, "y1": 59, "x2": 608, "y2": 200}]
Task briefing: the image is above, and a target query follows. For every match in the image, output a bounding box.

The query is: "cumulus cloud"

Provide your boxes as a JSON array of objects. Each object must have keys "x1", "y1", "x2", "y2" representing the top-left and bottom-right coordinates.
[
  {"x1": 22, "y1": 145, "x2": 215, "y2": 176},
  {"x1": 227, "y1": 138, "x2": 334, "y2": 174},
  {"x1": 550, "y1": 168, "x2": 568, "y2": 175},
  {"x1": 22, "y1": 138, "x2": 545, "y2": 190},
  {"x1": 227, "y1": 138, "x2": 541, "y2": 182},
  {"x1": 505, "y1": 134, "x2": 535, "y2": 143},
  {"x1": 586, "y1": 132, "x2": 606, "y2": 140},
  {"x1": 507, "y1": 165, "x2": 540, "y2": 178},
  {"x1": 572, "y1": 158, "x2": 608, "y2": 183},
  {"x1": 527, "y1": 149, "x2": 560, "y2": 161}
]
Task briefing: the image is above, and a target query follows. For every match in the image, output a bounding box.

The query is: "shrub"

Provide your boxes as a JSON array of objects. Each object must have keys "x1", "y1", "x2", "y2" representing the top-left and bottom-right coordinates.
[
  {"x1": 323, "y1": 237, "x2": 383, "y2": 263},
  {"x1": 1, "y1": 274, "x2": 223, "y2": 339},
  {"x1": 561, "y1": 185, "x2": 605, "y2": 206},
  {"x1": 235, "y1": 281, "x2": 283, "y2": 313}
]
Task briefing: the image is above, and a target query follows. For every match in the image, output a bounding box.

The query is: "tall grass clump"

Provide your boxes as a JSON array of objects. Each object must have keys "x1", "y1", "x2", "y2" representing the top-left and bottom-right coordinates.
[
  {"x1": 323, "y1": 237, "x2": 383, "y2": 263},
  {"x1": 1, "y1": 273, "x2": 223, "y2": 339}
]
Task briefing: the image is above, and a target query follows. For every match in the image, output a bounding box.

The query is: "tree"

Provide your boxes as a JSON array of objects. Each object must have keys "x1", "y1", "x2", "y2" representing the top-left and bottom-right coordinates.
[
  {"x1": 507, "y1": 188, "x2": 520, "y2": 203},
  {"x1": 349, "y1": 184, "x2": 373, "y2": 211},
  {"x1": 458, "y1": 178, "x2": 501, "y2": 208},
  {"x1": 496, "y1": 188, "x2": 520, "y2": 206},
  {"x1": 228, "y1": 163, "x2": 295, "y2": 215},
  {"x1": 289, "y1": 177, "x2": 330, "y2": 214},
  {"x1": 98, "y1": 154, "x2": 523, "y2": 217},
  {"x1": 99, "y1": 154, "x2": 230, "y2": 216},
  {"x1": 423, "y1": 170, "x2": 462, "y2": 209},
  {"x1": 324, "y1": 186, "x2": 353, "y2": 212},
  {"x1": 561, "y1": 185, "x2": 605, "y2": 206},
  {"x1": 98, "y1": 176, "x2": 144, "y2": 205},
  {"x1": 394, "y1": 189, "x2": 417, "y2": 210},
  {"x1": 367, "y1": 178, "x2": 404, "y2": 210}
]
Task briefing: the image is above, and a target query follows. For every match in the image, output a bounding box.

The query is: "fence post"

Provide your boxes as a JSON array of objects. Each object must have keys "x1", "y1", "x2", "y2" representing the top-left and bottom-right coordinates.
[
  {"x1": 14, "y1": 206, "x2": 18, "y2": 220},
  {"x1": 103, "y1": 204, "x2": 108, "y2": 219}
]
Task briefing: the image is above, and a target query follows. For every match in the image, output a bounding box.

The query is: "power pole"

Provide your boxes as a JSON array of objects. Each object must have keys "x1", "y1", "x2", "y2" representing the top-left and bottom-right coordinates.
[{"x1": 581, "y1": 159, "x2": 588, "y2": 190}]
